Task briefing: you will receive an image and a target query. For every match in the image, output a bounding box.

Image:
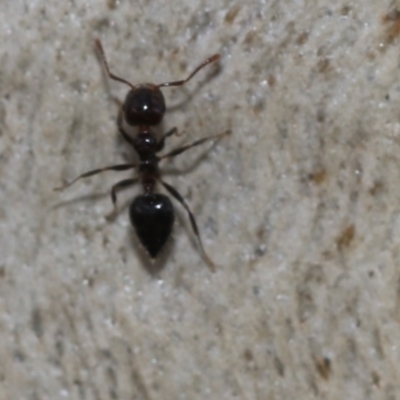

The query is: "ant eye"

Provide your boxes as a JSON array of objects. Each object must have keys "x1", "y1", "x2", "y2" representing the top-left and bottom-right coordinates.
[{"x1": 123, "y1": 87, "x2": 166, "y2": 126}]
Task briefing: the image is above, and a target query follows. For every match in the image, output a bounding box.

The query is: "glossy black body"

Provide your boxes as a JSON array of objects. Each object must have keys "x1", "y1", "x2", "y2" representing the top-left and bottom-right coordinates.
[
  {"x1": 130, "y1": 194, "x2": 174, "y2": 257},
  {"x1": 122, "y1": 85, "x2": 166, "y2": 126},
  {"x1": 55, "y1": 40, "x2": 227, "y2": 269}
]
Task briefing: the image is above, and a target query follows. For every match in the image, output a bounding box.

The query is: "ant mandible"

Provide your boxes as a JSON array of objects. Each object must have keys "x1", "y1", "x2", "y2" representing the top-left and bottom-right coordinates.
[{"x1": 55, "y1": 39, "x2": 230, "y2": 271}]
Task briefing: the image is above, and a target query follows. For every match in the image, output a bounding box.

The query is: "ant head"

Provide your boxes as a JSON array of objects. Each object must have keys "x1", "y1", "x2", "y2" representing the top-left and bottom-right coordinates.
[{"x1": 122, "y1": 84, "x2": 166, "y2": 126}]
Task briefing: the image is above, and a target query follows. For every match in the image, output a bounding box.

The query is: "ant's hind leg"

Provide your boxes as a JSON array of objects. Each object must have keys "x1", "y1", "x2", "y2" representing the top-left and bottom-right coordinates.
[
  {"x1": 161, "y1": 180, "x2": 217, "y2": 272},
  {"x1": 106, "y1": 178, "x2": 138, "y2": 220}
]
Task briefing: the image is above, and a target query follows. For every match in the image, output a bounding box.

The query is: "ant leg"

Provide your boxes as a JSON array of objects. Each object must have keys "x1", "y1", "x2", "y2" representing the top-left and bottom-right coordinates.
[
  {"x1": 94, "y1": 39, "x2": 135, "y2": 90},
  {"x1": 158, "y1": 54, "x2": 221, "y2": 88},
  {"x1": 157, "y1": 127, "x2": 181, "y2": 151},
  {"x1": 106, "y1": 178, "x2": 138, "y2": 220},
  {"x1": 54, "y1": 164, "x2": 136, "y2": 191},
  {"x1": 161, "y1": 180, "x2": 216, "y2": 272},
  {"x1": 158, "y1": 130, "x2": 230, "y2": 161}
]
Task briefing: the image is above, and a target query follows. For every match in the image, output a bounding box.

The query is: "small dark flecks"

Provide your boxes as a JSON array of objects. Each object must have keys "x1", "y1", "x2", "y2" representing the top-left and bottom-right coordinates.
[
  {"x1": 366, "y1": 50, "x2": 376, "y2": 61},
  {"x1": 73, "y1": 379, "x2": 85, "y2": 400},
  {"x1": 224, "y1": 4, "x2": 241, "y2": 24},
  {"x1": 243, "y1": 348, "x2": 253, "y2": 362},
  {"x1": 14, "y1": 349, "x2": 26, "y2": 362},
  {"x1": 341, "y1": 5, "x2": 352, "y2": 16},
  {"x1": 274, "y1": 356, "x2": 285, "y2": 376},
  {"x1": 179, "y1": 60, "x2": 188, "y2": 73},
  {"x1": 317, "y1": 58, "x2": 331, "y2": 74},
  {"x1": 267, "y1": 74, "x2": 276, "y2": 87},
  {"x1": 296, "y1": 31, "x2": 309, "y2": 46},
  {"x1": 0, "y1": 101, "x2": 6, "y2": 137},
  {"x1": 130, "y1": 365, "x2": 152, "y2": 400},
  {"x1": 316, "y1": 357, "x2": 331, "y2": 380},
  {"x1": 383, "y1": 9, "x2": 400, "y2": 22},
  {"x1": 316, "y1": 109, "x2": 325, "y2": 122},
  {"x1": 336, "y1": 224, "x2": 355, "y2": 250},
  {"x1": 383, "y1": 10, "x2": 400, "y2": 44},
  {"x1": 256, "y1": 225, "x2": 266, "y2": 240},
  {"x1": 296, "y1": 287, "x2": 315, "y2": 321},
  {"x1": 92, "y1": 17, "x2": 111, "y2": 32},
  {"x1": 188, "y1": 11, "x2": 212, "y2": 42},
  {"x1": 250, "y1": 95, "x2": 265, "y2": 114},
  {"x1": 254, "y1": 244, "x2": 266, "y2": 257},
  {"x1": 308, "y1": 167, "x2": 327, "y2": 185},
  {"x1": 0, "y1": 266, "x2": 5, "y2": 278},
  {"x1": 215, "y1": 323, "x2": 223, "y2": 335},
  {"x1": 118, "y1": 246, "x2": 127, "y2": 264},
  {"x1": 371, "y1": 371, "x2": 380, "y2": 387},
  {"x1": 369, "y1": 180, "x2": 384, "y2": 196},
  {"x1": 106, "y1": 366, "x2": 118, "y2": 399},
  {"x1": 107, "y1": 0, "x2": 118, "y2": 10},
  {"x1": 88, "y1": 277, "x2": 95, "y2": 287},
  {"x1": 252, "y1": 285, "x2": 260, "y2": 296},
  {"x1": 373, "y1": 327, "x2": 384, "y2": 359},
  {"x1": 243, "y1": 29, "x2": 258, "y2": 47},
  {"x1": 304, "y1": 264, "x2": 324, "y2": 284},
  {"x1": 368, "y1": 270, "x2": 375, "y2": 278},
  {"x1": 31, "y1": 308, "x2": 44, "y2": 338},
  {"x1": 55, "y1": 330, "x2": 64, "y2": 358},
  {"x1": 103, "y1": 233, "x2": 110, "y2": 247},
  {"x1": 205, "y1": 217, "x2": 218, "y2": 236}
]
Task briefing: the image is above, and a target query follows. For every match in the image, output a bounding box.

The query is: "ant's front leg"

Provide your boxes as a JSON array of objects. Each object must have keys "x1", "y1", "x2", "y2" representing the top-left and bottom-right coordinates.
[{"x1": 157, "y1": 127, "x2": 187, "y2": 151}]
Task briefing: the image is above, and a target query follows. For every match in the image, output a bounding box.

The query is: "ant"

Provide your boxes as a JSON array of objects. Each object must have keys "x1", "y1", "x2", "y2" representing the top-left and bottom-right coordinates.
[{"x1": 55, "y1": 39, "x2": 230, "y2": 271}]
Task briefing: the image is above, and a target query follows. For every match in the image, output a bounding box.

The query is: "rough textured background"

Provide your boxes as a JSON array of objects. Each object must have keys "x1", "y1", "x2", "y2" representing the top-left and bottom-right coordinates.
[{"x1": 1, "y1": 0, "x2": 400, "y2": 399}]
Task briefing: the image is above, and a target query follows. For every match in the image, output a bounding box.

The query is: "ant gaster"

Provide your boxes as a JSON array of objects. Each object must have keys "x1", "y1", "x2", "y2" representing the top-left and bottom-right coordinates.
[{"x1": 55, "y1": 39, "x2": 230, "y2": 271}]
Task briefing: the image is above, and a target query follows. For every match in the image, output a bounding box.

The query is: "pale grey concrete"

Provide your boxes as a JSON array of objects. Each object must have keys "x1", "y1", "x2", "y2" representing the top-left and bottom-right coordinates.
[{"x1": 1, "y1": 0, "x2": 399, "y2": 399}]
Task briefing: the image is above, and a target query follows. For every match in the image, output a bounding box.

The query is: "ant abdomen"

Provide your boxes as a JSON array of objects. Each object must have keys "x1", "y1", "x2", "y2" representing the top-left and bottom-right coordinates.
[
  {"x1": 130, "y1": 193, "x2": 174, "y2": 258},
  {"x1": 123, "y1": 85, "x2": 166, "y2": 126}
]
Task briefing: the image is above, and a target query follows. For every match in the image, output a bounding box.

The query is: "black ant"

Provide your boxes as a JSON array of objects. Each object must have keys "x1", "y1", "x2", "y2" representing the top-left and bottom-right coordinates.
[{"x1": 55, "y1": 39, "x2": 230, "y2": 271}]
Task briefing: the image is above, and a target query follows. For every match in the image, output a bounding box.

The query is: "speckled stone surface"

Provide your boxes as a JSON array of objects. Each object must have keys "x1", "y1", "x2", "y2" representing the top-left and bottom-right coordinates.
[{"x1": 1, "y1": 1, "x2": 400, "y2": 399}]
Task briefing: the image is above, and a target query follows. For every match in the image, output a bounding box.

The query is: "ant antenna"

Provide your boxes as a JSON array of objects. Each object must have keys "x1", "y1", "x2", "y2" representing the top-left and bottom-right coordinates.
[
  {"x1": 94, "y1": 39, "x2": 136, "y2": 90},
  {"x1": 158, "y1": 54, "x2": 221, "y2": 88}
]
